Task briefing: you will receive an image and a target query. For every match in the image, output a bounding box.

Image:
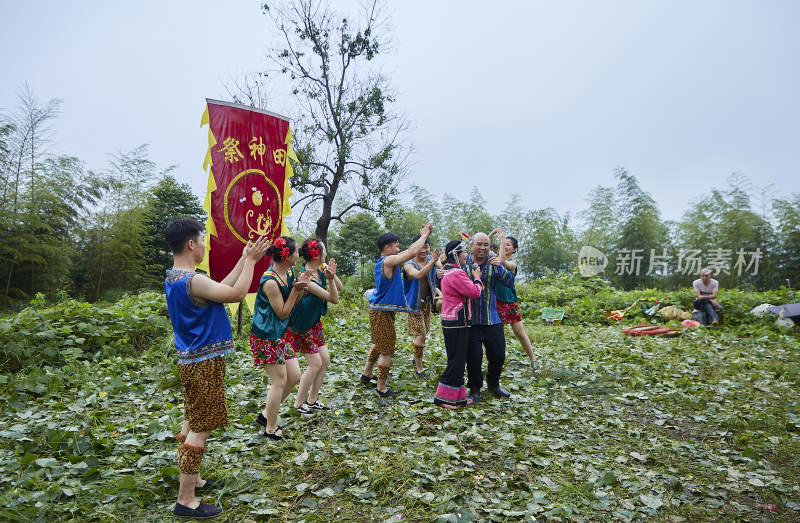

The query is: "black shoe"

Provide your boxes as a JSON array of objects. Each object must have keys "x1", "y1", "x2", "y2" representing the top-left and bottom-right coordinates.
[
  {"x1": 376, "y1": 387, "x2": 396, "y2": 398},
  {"x1": 296, "y1": 403, "x2": 315, "y2": 417},
  {"x1": 173, "y1": 501, "x2": 223, "y2": 519},
  {"x1": 195, "y1": 478, "x2": 219, "y2": 491},
  {"x1": 415, "y1": 369, "x2": 428, "y2": 379},
  {"x1": 469, "y1": 391, "x2": 480, "y2": 404},
  {"x1": 264, "y1": 426, "x2": 285, "y2": 440},
  {"x1": 255, "y1": 412, "x2": 267, "y2": 427},
  {"x1": 489, "y1": 386, "x2": 510, "y2": 398},
  {"x1": 360, "y1": 374, "x2": 378, "y2": 385},
  {"x1": 306, "y1": 401, "x2": 328, "y2": 411}
]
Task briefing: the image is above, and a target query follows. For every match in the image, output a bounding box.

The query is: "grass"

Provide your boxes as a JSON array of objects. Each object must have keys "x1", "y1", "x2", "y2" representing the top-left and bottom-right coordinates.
[{"x1": 0, "y1": 290, "x2": 798, "y2": 521}]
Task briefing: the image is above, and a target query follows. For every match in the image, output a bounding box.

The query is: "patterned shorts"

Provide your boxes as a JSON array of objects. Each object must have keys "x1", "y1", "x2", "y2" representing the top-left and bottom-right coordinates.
[
  {"x1": 286, "y1": 321, "x2": 326, "y2": 354},
  {"x1": 369, "y1": 309, "x2": 397, "y2": 355},
  {"x1": 178, "y1": 356, "x2": 228, "y2": 433},
  {"x1": 250, "y1": 334, "x2": 296, "y2": 366},
  {"x1": 407, "y1": 301, "x2": 432, "y2": 337},
  {"x1": 497, "y1": 300, "x2": 522, "y2": 324}
]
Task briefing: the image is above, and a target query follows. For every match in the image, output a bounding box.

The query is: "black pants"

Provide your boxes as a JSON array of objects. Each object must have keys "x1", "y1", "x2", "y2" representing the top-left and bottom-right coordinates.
[
  {"x1": 693, "y1": 298, "x2": 719, "y2": 325},
  {"x1": 467, "y1": 324, "x2": 505, "y2": 393},
  {"x1": 439, "y1": 326, "x2": 470, "y2": 388}
]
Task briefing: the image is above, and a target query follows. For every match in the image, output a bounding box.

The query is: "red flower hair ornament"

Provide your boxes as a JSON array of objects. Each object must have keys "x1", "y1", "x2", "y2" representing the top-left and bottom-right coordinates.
[
  {"x1": 273, "y1": 237, "x2": 290, "y2": 259},
  {"x1": 307, "y1": 239, "x2": 321, "y2": 260}
]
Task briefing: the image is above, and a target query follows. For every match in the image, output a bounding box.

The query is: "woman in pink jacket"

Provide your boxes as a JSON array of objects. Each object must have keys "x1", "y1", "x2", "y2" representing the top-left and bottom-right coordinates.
[{"x1": 434, "y1": 239, "x2": 484, "y2": 408}]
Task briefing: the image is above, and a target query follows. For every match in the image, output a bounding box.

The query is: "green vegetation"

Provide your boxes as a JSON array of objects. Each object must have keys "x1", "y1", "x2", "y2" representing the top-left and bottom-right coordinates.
[{"x1": 1, "y1": 281, "x2": 798, "y2": 521}]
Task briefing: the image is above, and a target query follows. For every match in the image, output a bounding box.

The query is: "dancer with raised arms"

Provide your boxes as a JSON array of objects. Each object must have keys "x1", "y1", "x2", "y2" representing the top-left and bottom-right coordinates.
[
  {"x1": 289, "y1": 239, "x2": 342, "y2": 415},
  {"x1": 250, "y1": 236, "x2": 310, "y2": 440},
  {"x1": 402, "y1": 234, "x2": 441, "y2": 378},
  {"x1": 164, "y1": 219, "x2": 268, "y2": 519},
  {"x1": 489, "y1": 230, "x2": 540, "y2": 371},
  {"x1": 361, "y1": 223, "x2": 434, "y2": 398}
]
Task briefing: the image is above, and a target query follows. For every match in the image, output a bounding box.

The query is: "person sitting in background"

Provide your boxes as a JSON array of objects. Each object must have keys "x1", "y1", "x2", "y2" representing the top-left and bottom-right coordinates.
[{"x1": 692, "y1": 268, "x2": 721, "y2": 326}]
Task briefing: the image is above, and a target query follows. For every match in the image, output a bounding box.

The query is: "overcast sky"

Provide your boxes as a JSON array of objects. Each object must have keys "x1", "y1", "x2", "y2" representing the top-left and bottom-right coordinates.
[{"x1": 2, "y1": 1, "x2": 798, "y2": 226}]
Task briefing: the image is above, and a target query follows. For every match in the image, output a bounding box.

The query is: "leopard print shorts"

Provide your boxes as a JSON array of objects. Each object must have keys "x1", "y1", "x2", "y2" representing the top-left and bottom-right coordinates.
[
  {"x1": 369, "y1": 309, "x2": 397, "y2": 356},
  {"x1": 177, "y1": 356, "x2": 228, "y2": 433},
  {"x1": 407, "y1": 301, "x2": 432, "y2": 337}
]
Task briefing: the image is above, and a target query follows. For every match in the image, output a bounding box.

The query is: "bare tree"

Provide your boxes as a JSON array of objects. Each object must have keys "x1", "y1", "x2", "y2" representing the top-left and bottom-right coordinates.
[{"x1": 231, "y1": 0, "x2": 410, "y2": 244}]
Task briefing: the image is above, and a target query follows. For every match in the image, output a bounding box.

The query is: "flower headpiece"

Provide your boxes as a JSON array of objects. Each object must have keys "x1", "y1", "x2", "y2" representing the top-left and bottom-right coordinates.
[
  {"x1": 273, "y1": 237, "x2": 290, "y2": 259},
  {"x1": 307, "y1": 239, "x2": 321, "y2": 260}
]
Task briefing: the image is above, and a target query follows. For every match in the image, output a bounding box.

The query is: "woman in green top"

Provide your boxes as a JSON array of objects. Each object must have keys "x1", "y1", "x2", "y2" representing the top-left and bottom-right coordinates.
[
  {"x1": 250, "y1": 236, "x2": 311, "y2": 440},
  {"x1": 490, "y1": 231, "x2": 540, "y2": 371},
  {"x1": 288, "y1": 239, "x2": 343, "y2": 416}
]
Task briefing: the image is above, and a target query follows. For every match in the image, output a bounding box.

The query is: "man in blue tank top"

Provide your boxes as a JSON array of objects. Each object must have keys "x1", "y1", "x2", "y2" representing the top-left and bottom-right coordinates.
[
  {"x1": 361, "y1": 223, "x2": 434, "y2": 397},
  {"x1": 164, "y1": 219, "x2": 267, "y2": 519}
]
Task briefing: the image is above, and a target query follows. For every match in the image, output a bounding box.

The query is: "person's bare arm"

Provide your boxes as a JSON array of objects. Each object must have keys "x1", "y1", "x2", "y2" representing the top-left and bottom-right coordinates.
[
  {"x1": 503, "y1": 259, "x2": 517, "y2": 272},
  {"x1": 496, "y1": 230, "x2": 507, "y2": 265},
  {"x1": 383, "y1": 224, "x2": 433, "y2": 274},
  {"x1": 307, "y1": 260, "x2": 340, "y2": 304},
  {"x1": 192, "y1": 237, "x2": 268, "y2": 303},
  {"x1": 693, "y1": 286, "x2": 718, "y2": 300},
  {"x1": 219, "y1": 245, "x2": 248, "y2": 286},
  {"x1": 264, "y1": 272, "x2": 310, "y2": 319},
  {"x1": 404, "y1": 249, "x2": 441, "y2": 280}
]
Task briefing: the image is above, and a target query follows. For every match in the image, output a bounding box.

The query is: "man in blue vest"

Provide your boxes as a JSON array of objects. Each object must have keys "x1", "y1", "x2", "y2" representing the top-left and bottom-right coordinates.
[
  {"x1": 361, "y1": 223, "x2": 434, "y2": 397},
  {"x1": 164, "y1": 219, "x2": 268, "y2": 519},
  {"x1": 403, "y1": 235, "x2": 441, "y2": 378}
]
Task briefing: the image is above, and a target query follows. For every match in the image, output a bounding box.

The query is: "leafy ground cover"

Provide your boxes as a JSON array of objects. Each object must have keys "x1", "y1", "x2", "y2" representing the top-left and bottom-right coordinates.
[{"x1": 1, "y1": 284, "x2": 799, "y2": 521}]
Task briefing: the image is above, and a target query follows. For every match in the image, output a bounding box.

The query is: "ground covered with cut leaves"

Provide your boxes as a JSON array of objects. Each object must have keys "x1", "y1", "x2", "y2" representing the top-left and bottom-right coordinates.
[{"x1": 1, "y1": 290, "x2": 799, "y2": 522}]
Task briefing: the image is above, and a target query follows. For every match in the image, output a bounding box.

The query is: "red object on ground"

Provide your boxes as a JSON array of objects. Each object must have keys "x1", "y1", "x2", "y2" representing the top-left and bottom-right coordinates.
[
  {"x1": 623, "y1": 323, "x2": 672, "y2": 336},
  {"x1": 681, "y1": 319, "x2": 701, "y2": 328}
]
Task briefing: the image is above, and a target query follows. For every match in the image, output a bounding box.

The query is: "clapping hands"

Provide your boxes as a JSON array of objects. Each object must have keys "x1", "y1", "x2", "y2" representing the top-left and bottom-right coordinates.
[
  {"x1": 324, "y1": 258, "x2": 338, "y2": 278},
  {"x1": 244, "y1": 236, "x2": 269, "y2": 261}
]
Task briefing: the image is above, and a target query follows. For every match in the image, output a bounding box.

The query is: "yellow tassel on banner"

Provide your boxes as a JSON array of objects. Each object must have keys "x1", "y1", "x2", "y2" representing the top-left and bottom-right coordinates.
[
  {"x1": 244, "y1": 292, "x2": 257, "y2": 314},
  {"x1": 199, "y1": 103, "x2": 219, "y2": 274},
  {"x1": 281, "y1": 127, "x2": 295, "y2": 236}
]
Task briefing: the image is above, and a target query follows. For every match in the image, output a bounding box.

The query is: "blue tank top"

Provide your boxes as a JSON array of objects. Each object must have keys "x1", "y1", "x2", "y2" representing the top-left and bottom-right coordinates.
[
  {"x1": 368, "y1": 257, "x2": 408, "y2": 312},
  {"x1": 164, "y1": 270, "x2": 234, "y2": 365},
  {"x1": 403, "y1": 256, "x2": 438, "y2": 313},
  {"x1": 251, "y1": 266, "x2": 294, "y2": 340}
]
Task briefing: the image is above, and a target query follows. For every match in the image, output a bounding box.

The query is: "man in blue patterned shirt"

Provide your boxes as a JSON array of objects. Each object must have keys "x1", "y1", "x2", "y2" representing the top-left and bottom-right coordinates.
[{"x1": 464, "y1": 230, "x2": 514, "y2": 403}]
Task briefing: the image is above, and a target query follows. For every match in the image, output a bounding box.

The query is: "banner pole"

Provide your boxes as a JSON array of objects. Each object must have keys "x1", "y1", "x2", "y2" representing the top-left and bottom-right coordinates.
[{"x1": 236, "y1": 300, "x2": 243, "y2": 336}]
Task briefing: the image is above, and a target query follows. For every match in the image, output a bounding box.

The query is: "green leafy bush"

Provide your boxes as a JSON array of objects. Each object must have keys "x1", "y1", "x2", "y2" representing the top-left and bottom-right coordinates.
[
  {"x1": 0, "y1": 292, "x2": 170, "y2": 371},
  {"x1": 517, "y1": 274, "x2": 794, "y2": 328}
]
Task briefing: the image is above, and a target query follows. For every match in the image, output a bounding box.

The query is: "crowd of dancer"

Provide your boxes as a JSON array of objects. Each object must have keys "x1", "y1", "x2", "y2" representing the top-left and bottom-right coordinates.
[{"x1": 163, "y1": 218, "x2": 538, "y2": 518}]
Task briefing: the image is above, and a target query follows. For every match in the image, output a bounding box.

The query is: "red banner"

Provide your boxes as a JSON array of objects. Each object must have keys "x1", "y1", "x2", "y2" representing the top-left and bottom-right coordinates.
[{"x1": 199, "y1": 99, "x2": 293, "y2": 296}]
